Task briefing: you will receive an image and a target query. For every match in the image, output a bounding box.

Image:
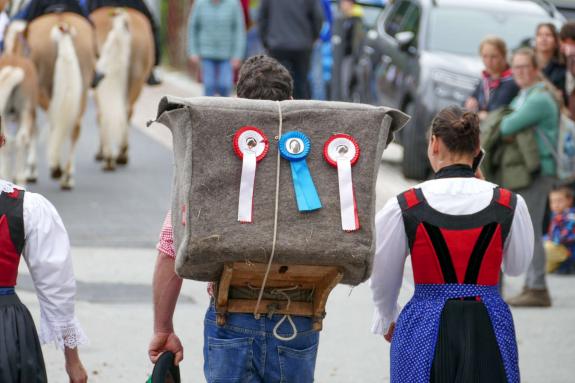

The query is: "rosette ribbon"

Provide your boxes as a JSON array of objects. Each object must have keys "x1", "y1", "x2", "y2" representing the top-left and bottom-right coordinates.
[
  {"x1": 279, "y1": 131, "x2": 322, "y2": 212},
  {"x1": 324, "y1": 134, "x2": 360, "y2": 231},
  {"x1": 233, "y1": 126, "x2": 269, "y2": 223}
]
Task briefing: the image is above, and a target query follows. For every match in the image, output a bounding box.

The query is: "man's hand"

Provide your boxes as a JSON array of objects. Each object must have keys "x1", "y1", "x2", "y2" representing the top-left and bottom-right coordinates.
[
  {"x1": 384, "y1": 322, "x2": 396, "y2": 343},
  {"x1": 64, "y1": 347, "x2": 88, "y2": 383},
  {"x1": 232, "y1": 58, "x2": 242, "y2": 71},
  {"x1": 465, "y1": 97, "x2": 479, "y2": 112},
  {"x1": 149, "y1": 332, "x2": 184, "y2": 366},
  {"x1": 190, "y1": 56, "x2": 200, "y2": 66}
]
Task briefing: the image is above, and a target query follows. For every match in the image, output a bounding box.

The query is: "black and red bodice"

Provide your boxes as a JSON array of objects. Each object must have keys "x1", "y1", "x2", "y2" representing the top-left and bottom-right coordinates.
[
  {"x1": 0, "y1": 189, "x2": 25, "y2": 287},
  {"x1": 398, "y1": 187, "x2": 516, "y2": 286}
]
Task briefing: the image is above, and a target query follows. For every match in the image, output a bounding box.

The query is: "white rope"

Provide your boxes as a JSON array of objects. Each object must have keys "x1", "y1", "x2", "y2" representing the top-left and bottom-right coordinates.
[
  {"x1": 253, "y1": 101, "x2": 283, "y2": 318},
  {"x1": 271, "y1": 286, "x2": 299, "y2": 341}
]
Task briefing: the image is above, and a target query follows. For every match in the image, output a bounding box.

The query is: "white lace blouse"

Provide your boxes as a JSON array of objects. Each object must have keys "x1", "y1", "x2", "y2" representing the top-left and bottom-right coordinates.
[{"x1": 1, "y1": 180, "x2": 88, "y2": 349}]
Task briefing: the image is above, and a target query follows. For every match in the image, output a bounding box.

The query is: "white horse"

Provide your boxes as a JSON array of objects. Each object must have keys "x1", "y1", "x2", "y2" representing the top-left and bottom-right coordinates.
[
  {"x1": 25, "y1": 13, "x2": 96, "y2": 189},
  {"x1": 0, "y1": 56, "x2": 38, "y2": 185},
  {"x1": 92, "y1": 7, "x2": 154, "y2": 170}
]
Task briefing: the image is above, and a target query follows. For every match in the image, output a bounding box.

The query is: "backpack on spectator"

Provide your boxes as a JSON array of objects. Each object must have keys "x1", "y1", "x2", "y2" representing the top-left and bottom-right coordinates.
[{"x1": 536, "y1": 113, "x2": 575, "y2": 181}]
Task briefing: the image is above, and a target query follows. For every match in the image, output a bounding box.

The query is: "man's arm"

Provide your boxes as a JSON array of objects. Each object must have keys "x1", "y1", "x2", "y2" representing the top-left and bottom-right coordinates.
[
  {"x1": 500, "y1": 92, "x2": 556, "y2": 136},
  {"x1": 231, "y1": 0, "x2": 246, "y2": 65},
  {"x1": 258, "y1": 0, "x2": 269, "y2": 49},
  {"x1": 149, "y1": 253, "x2": 184, "y2": 365},
  {"x1": 310, "y1": 0, "x2": 324, "y2": 42},
  {"x1": 187, "y1": 0, "x2": 201, "y2": 59}
]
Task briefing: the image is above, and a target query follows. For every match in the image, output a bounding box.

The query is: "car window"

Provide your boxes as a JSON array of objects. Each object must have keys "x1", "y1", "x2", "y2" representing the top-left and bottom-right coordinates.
[
  {"x1": 427, "y1": 7, "x2": 559, "y2": 56},
  {"x1": 401, "y1": 4, "x2": 421, "y2": 36},
  {"x1": 384, "y1": 1, "x2": 413, "y2": 36}
]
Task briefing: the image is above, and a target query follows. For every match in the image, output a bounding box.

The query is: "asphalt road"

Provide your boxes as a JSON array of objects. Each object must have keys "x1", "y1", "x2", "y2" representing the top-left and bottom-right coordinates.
[{"x1": 26, "y1": 98, "x2": 173, "y2": 248}]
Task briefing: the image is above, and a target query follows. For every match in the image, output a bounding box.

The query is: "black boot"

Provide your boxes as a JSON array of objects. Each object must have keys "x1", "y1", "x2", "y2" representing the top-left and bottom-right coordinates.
[
  {"x1": 91, "y1": 71, "x2": 105, "y2": 88},
  {"x1": 146, "y1": 70, "x2": 162, "y2": 86}
]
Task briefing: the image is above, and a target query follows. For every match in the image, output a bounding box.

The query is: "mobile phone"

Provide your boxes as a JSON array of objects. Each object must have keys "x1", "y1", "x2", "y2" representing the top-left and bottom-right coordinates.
[{"x1": 472, "y1": 148, "x2": 485, "y2": 173}]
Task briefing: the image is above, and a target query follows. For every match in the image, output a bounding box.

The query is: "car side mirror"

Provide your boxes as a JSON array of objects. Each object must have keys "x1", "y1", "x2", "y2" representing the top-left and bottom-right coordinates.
[
  {"x1": 395, "y1": 31, "x2": 415, "y2": 51},
  {"x1": 367, "y1": 29, "x2": 378, "y2": 41}
]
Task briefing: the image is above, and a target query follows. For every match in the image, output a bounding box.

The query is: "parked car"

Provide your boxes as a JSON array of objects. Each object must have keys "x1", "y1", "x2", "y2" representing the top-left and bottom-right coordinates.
[
  {"x1": 549, "y1": 0, "x2": 575, "y2": 20},
  {"x1": 330, "y1": 0, "x2": 387, "y2": 101},
  {"x1": 352, "y1": 0, "x2": 565, "y2": 179}
]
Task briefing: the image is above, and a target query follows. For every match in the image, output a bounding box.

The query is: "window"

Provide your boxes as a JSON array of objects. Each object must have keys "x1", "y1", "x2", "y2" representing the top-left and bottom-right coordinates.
[{"x1": 384, "y1": 1, "x2": 414, "y2": 37}]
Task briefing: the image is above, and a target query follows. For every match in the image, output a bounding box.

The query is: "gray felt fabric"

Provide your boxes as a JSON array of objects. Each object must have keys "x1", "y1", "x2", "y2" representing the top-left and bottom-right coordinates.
[{"x1": 156, "y1": 97, "x2": 409, "y2": 285}]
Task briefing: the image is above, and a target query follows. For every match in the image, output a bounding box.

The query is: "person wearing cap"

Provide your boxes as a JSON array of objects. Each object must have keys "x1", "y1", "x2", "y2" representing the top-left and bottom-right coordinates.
[{"x1": 0, "y1": 118, "x2": 88, "y2": 382}]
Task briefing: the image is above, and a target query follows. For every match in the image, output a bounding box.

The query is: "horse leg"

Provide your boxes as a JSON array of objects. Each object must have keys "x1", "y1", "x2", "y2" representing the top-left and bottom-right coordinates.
[
  {"x1": 60, "y1": 120, "x2": 81, "y2": 190},
  {"x1": 14, "y1": 105, "x2": 34, "y2": 185},
  {"x1": 94, "y1": 99, "x2": 104, "y2": 162},
  {"x1": 116, "y1": 104, "x2": 131, "y2": 166},
  {"x1": 48, "y1": 125, "x2": 63, "y2": 179},
  {"x1": 24, "y1": 107, "x2": 38, "y2": 183},
  {"x1": 0, "y1": 128, "x2": 10, "y2": 181},
  {"x1": 101, "y1": 122, "x2": 116, "y2": 171}
]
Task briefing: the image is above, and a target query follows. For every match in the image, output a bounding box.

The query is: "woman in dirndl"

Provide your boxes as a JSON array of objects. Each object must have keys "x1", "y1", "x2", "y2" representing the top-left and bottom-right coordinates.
[
  {"x1": 0, "y1": 119, "x2": 88, "y2": 382},
  {"x1": 370, "y1": 106, "x2": 534, "y2": 383}
]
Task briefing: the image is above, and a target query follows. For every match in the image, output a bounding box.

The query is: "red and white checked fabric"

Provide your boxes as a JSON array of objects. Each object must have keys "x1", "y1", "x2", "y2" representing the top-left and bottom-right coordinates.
[
  {"x1": 157, "y1": 210, "x2": 215, "y2": 296},
  {"x1": 157, "y1": 211, "x2": 176, "y2": 258}
]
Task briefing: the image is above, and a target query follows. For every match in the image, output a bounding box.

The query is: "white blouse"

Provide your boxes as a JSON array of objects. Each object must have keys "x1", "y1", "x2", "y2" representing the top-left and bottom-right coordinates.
[
  {"x1": 1, "y1": 180, "x2": 88, "y2": 349},
  {"x1": 370, "y1": 177, "x2": 534, "y2": 336}
]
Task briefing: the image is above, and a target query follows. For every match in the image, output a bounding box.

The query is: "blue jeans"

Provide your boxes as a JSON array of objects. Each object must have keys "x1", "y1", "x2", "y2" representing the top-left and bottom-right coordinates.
[
  {"x1": 201, "y1": 59, "x2": 233, "y2": 97},
  {"x1": 203, "y1": 304, "x2": 320, "y2": 382}
]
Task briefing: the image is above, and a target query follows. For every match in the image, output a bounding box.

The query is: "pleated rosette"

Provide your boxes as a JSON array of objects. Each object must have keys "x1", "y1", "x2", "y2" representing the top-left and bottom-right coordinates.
[
  {"x1": 279, "y1": 131, "x2": 322, "y2": 212},
  {"x1": 324, "y1": 134, "x2": 360, "y2": 231},
  {"x1": 233, "y1": 126, "x2": 269, "y2": 223}
]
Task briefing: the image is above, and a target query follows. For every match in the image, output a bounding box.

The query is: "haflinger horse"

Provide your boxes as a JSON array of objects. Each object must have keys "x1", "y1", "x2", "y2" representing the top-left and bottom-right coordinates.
[
  {"x1": 0, "y1": 54, "x2": 39, "y2": 185},
  {"x1": 91, "y1": 7, "x2": 154, "y2": 170},
  {"x1": 23, "y1": 13, "x2": 96, "y2": 189}
]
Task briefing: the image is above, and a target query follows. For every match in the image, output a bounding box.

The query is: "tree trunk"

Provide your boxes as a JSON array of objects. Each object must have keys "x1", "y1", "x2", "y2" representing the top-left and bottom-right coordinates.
[{"x1": 163, "y1": 0, "x2": 193, "y2": 69}]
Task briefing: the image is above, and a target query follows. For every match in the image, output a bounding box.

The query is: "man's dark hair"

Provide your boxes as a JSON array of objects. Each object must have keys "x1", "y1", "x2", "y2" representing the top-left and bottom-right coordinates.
[
  {"x1": 236, "y1": 55, "x2": 293, "y2": 101},
  {"x1": 551, "y1": 185, "x2": 574, "y2": 200},
  {"x1": 560, "y1": 21, "x2": 575, "y2": 41}
]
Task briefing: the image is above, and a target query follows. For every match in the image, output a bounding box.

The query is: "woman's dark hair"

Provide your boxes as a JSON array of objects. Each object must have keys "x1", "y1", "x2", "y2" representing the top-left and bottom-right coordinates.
[
  {"x1": 536, "y1": 23, "x2": 563, "y2": 63},
  {"x1": 560, "y1": 21, "x2": 575, "y2": 42},
  {"x1": 236, "y1": 55, "x2": 293, "y2": 101},
  {"x1": 430, "y1": 106, "x2": 480, "y2": 155}
]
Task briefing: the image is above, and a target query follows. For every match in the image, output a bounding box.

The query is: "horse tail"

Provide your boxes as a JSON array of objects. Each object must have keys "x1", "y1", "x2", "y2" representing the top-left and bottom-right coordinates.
[
  {"x1": 3, "y1": 20, "x2": 27, "y2": 55},
  {"x1": 95, "y1": 10, "x2": 131, "y2": 162},
  {"x1": 48, "y1": 23, "x2": 82, "y2": 170},
  {"x1": 0, "y1": 65, "x2": 24, "y2": 114}
]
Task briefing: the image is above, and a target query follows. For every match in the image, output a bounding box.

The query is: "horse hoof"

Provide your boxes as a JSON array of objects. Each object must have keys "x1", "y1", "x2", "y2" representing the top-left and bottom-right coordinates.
[
  {"x1": 116, "y1": 155, "x2": 128, "y2": 165},
  {"x1": 50, "y1": 167, "x2": 62, "y2": 179},
  {"x1": 95, "y1": 152, "x2": 104, "y2": 162},
  {"x1": 102, "y1": 158, "x2": 116, "y2": 171},
  {"x1": 60, "y1": 176, "x2": 74, "y2": 190}
]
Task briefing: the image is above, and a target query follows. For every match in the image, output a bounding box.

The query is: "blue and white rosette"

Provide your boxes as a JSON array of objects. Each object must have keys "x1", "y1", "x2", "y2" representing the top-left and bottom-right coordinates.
[{"x1": 279, "y1": 131, "x2": 322, "y2": 212}]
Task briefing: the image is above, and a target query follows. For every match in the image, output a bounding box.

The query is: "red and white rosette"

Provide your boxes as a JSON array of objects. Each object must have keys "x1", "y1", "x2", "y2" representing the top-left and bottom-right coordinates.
[
  {"x1": 324, "y1": 134, "x2": 360, "y2": 231},
  {"x1": 233, "y1": 126, "x2": 269, "y2": 223}
]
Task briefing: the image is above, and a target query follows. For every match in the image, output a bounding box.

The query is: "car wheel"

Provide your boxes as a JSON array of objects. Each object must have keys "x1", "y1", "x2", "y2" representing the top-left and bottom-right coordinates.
[
  {"x1": 401, "y1": 102, "x2": 431, "y2": 180},
  {"x1": 350, "y1": 78, "x2": 362, "y2": 103}
]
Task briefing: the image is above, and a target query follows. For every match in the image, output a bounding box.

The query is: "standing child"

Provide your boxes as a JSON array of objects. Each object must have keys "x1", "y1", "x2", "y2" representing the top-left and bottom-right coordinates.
[{"x1": 546, "y1": 185, "x2": 575, "y2": 274}]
